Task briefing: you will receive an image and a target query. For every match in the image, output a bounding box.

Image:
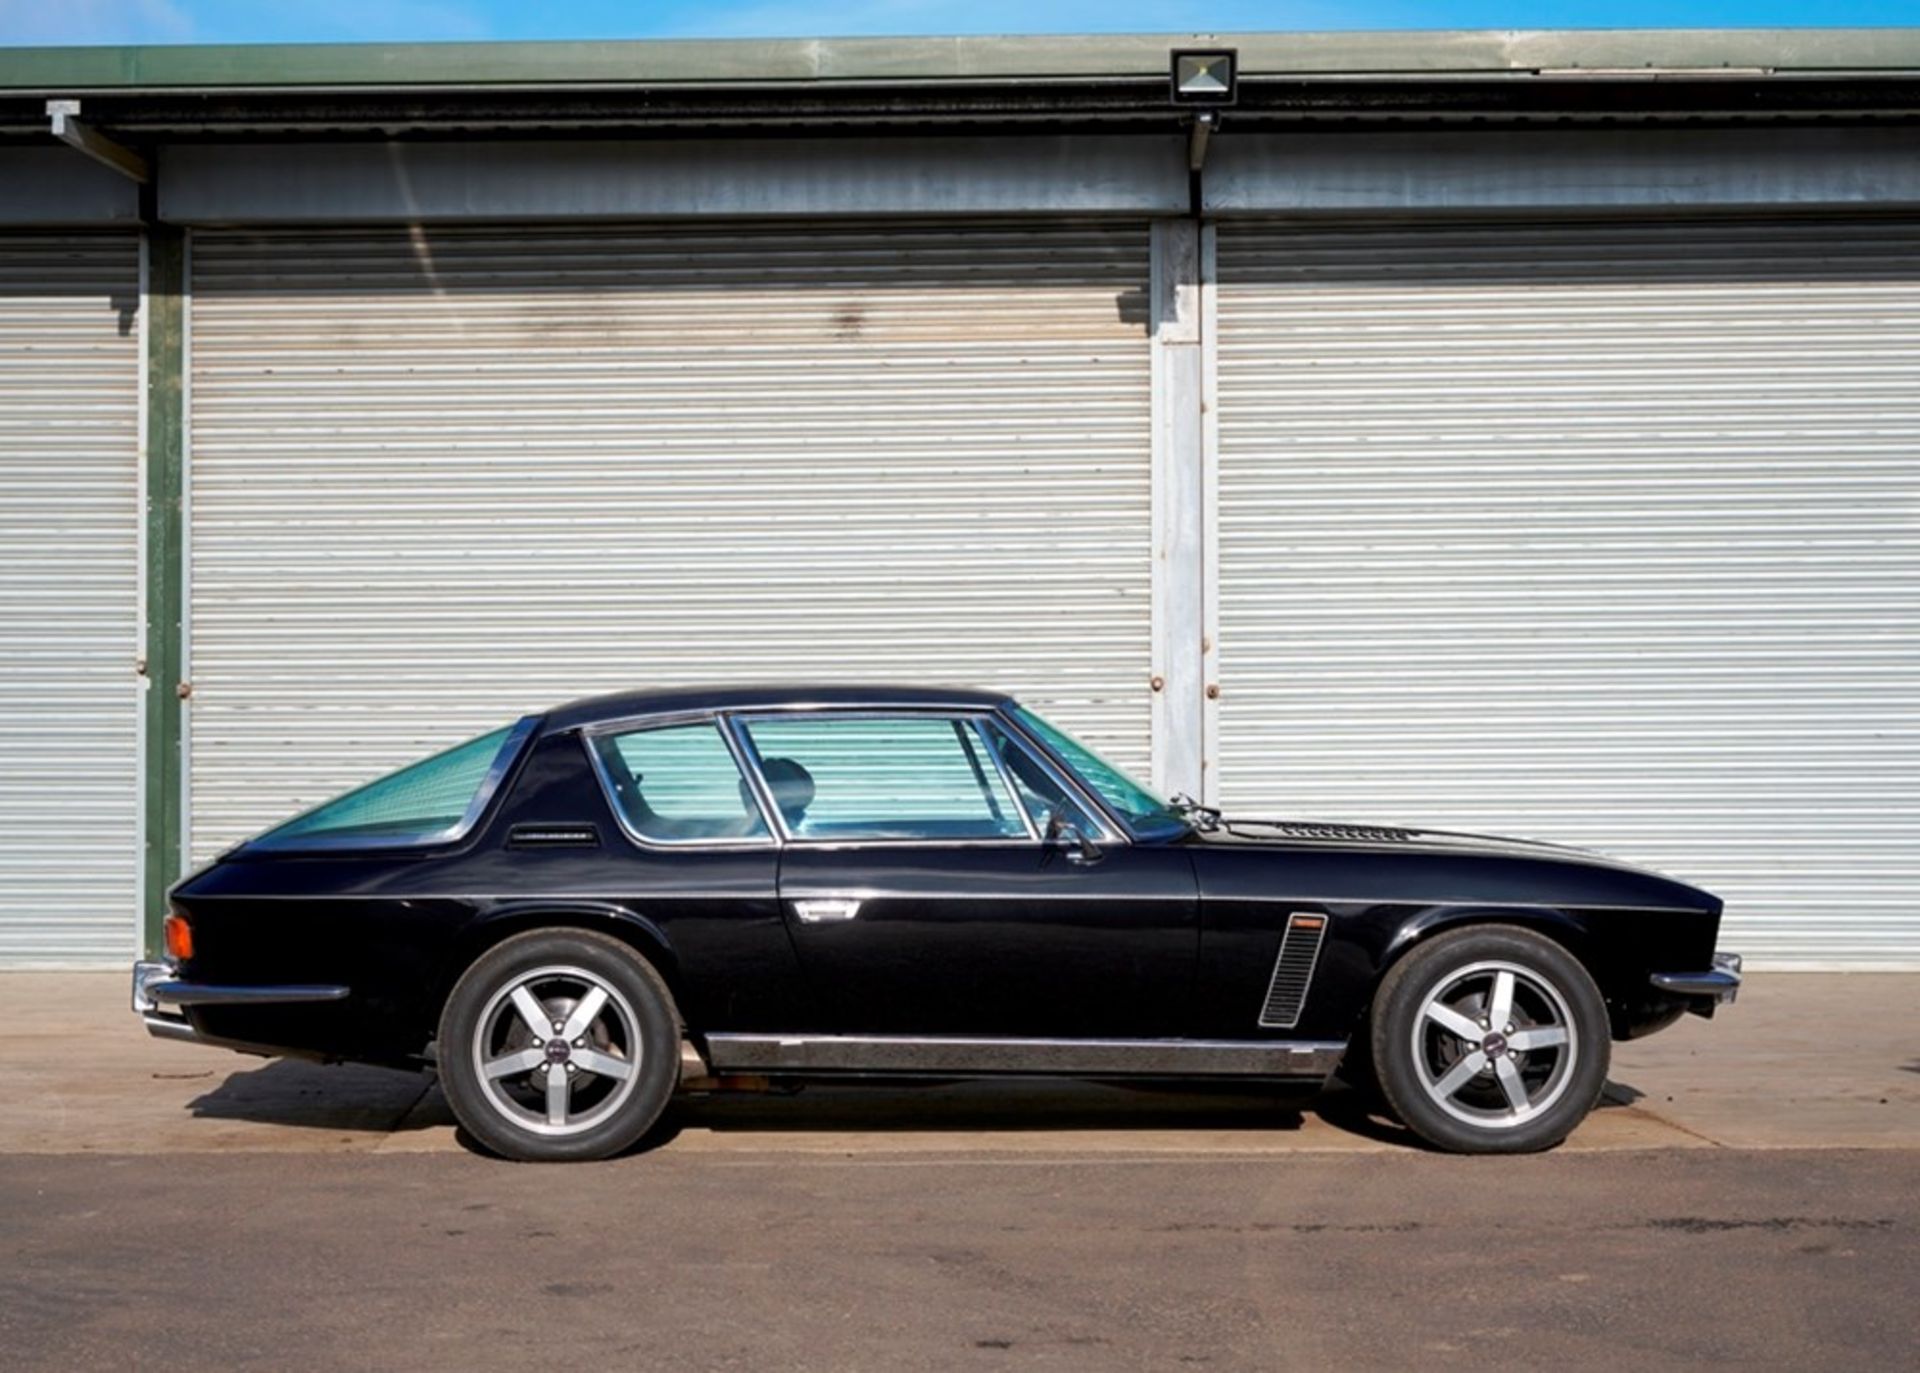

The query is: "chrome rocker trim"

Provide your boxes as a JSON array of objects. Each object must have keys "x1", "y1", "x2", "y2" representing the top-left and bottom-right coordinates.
[
  {"x1": 703, "y1": 1033, "x2": 1347, "y2": 1079},
  {"x1": 1650, "y1": 951, "x2": 1743, "y2": 1004}
]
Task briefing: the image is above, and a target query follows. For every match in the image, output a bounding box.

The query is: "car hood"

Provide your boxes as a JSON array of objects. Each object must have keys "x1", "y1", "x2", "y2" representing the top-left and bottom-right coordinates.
[{"x1": 1190, "y1": 815, "x2": 1714, "y2": 902}]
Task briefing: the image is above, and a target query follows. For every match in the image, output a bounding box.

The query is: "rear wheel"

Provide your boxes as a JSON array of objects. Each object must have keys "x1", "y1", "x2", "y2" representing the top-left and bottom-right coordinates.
[
  {"x1": 1370, "y1": 925, "x2": 1608, "y2": 1154},
  {"x1": 438, "y1": 929, "x2": 680, "y2": 1162}
]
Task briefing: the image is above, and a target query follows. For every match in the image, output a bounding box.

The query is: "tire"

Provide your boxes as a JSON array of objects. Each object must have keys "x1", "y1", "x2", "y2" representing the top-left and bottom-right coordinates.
[
  {"x1": 1369, "y1": 924, "x2": 1609, "y2": 1154},
  {"x1": 438, "y1": 928, "x2": 680, "y2": 1162}
]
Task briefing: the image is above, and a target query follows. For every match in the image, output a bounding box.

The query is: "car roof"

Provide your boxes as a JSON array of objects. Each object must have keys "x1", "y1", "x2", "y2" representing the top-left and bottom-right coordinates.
[{"x1": 541, "y1": 682, "x2": 1017, "y2": 732}]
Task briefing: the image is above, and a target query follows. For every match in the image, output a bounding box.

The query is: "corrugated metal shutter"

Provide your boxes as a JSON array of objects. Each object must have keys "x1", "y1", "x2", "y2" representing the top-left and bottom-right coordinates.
[
  {"x1": 1213, "y1": 216, "x2": 1920, "y2": 969},
  {"x1": 0, "y1": 234, "x2": 141, "y2": 966},
  {"x1": 188, "y1": 222, "x2": 1151, "y2": 862}
]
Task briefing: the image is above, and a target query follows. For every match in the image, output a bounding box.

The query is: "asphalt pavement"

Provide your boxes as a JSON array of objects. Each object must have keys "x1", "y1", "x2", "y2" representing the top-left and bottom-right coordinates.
[{"x1": 2, "y1": 972, "x2": 1916, "y2": 1369}]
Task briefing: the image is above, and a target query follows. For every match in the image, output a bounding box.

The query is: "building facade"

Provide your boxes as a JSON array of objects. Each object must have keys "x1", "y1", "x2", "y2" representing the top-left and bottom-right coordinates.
[{"x1": 2, "y1": 30, "x2": 1917, "y2": 967}]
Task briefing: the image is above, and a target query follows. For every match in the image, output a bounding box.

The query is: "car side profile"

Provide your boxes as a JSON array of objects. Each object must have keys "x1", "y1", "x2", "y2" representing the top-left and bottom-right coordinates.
[{"x1": 133, "y1": 684, "x2": 1741, "y2": 1161}]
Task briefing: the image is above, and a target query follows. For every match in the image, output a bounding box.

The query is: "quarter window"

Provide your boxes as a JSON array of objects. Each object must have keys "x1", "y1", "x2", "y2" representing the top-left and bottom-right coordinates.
[
  {"x1": 591, "y1": 722, "x2": 769, "y2": 844},
  {"x1": 738, "y1": 715, "x2": 1028, "y2": 841},
  {"x1": 256, "y1": 721, "x2": 527, "y2": 848}
]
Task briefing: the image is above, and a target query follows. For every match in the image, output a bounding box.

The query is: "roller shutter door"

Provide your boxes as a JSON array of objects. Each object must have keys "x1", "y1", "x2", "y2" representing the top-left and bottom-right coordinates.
[
  {"x1": 1214, "y1": 217, "x2": 1920, "y2": 969},
  {"x1": 188, "y1": 222, "x2": 1151, "y2": 862},
  {"x1": 0, "y1": 234, "x2": 141, "y2": 966}
]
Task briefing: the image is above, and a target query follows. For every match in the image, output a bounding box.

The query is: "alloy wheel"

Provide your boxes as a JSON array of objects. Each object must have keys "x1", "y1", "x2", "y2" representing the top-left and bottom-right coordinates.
[
  {"x1": 1409, "y1": 958, "x2": 1578, "y2": 1130},
  {"x1": 470, "y1": 964, "x2": 643, "y2": 1138}
]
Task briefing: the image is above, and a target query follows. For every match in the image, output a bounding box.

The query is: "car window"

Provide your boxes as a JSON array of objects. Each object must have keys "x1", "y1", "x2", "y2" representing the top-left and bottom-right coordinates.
[
  {"x1": 979, "y1": 719, "x2": 1101, "y2": 835},
  {"x1": 591, "y1": 722, "x2": 769, "y2": 844},
  {"x1": 1010, "y1": 705, "x2": 1189, "y2": 839},
  {"x1": 256, "y1": 722, "x2": 527, "y2": 848},
  {"x1": 738, "y1": 715, "x2": 1028, "y2": 841}
]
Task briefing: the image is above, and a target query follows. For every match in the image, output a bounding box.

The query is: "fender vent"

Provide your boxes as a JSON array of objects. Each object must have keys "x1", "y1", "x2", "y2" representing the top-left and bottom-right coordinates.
[{"x1": 1258, "y1": 912, "x2": 1328, "y2": 1029}]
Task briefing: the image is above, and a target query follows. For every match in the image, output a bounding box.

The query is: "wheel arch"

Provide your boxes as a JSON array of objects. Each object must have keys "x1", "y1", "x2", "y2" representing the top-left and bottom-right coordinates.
[
  {"x1": 1369, "y1": 905, "x2": 1640, "y2": 1040},
  {"x1": 430, "y1": 901, "x2": 685, "y2": 1039}
]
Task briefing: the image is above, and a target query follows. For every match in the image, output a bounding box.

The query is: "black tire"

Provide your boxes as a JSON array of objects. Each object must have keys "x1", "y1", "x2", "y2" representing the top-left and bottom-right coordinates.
[
  {"x1": 438, "y1": 928, "x2": 680, "y2": 1162},
  {"x1": 1370, "y1": 924, "x2": 1609, "y2": 1155}
]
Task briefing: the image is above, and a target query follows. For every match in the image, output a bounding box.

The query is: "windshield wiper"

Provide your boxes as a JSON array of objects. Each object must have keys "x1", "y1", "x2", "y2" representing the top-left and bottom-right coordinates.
[{"x1": 1166, "y1": 793, "x2": 1222, "y2": 832}]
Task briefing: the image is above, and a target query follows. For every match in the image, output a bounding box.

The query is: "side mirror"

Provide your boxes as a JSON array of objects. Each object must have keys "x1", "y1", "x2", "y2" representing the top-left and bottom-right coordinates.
[{"x1": 1045, "y1": 808, "x2": 1103, "y2": 865}]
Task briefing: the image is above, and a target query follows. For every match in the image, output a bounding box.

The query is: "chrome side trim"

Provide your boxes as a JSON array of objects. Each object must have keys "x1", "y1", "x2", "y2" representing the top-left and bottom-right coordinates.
[
  {"x1": 1651, "y1": 951, "x2": 1743, "y2": 1004},
  {"x1": 704, "y1": 1033, "x2": 1347, "y2": 1079},
  {"x1": 146, "y1": 980, "x2": 351, "y2": 1007}
]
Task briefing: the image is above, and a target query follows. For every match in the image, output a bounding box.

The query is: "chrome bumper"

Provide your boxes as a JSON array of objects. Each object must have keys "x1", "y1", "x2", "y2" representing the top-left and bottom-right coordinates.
[
  {"x1": 1650, "y1": 951, "x2": 1743, "y2": 1005},
  {"x1": 132, "y1": 960, "x2": 351, "y2": 1047}
]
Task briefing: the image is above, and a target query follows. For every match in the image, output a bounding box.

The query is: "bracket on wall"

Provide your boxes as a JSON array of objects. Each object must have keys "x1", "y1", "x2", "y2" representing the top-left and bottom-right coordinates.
[
  {"x1": 1188, "y1": 110, "x2": 1218, "y2": 174},
  {"x1": 46, "y1": 99, "x2": 151, "y2": 183}
]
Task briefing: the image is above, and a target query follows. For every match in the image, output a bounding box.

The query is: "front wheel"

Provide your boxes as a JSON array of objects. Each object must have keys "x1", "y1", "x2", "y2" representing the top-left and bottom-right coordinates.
[
  {"x1": 1369, "y1": 925, "x2": 1609, "y2": 1154},
  {"x1": 438, "y1": 928, "x2": 680, "y2": 1162}
]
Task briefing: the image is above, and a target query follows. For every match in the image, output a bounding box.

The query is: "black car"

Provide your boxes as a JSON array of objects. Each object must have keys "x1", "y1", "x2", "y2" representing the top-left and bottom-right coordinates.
[{"x1": 133, "y1": 684, "x2": 1741, "y2": 1160}]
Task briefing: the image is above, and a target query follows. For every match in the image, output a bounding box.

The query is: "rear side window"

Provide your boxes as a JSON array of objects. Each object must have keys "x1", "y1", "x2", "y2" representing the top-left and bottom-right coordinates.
[
  {"x1": 255, "y1": 721, "x2": 530, "y2": 849},
  {"x1": 590, "y1": 722, "x2": 769, "y2": 844},
  {"x1": 738, "y1": 715, "x2": 1028, "y2": 841}
]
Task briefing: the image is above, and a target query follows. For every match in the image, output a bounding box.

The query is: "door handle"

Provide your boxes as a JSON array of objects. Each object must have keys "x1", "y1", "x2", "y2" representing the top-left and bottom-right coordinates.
[{"x1": 793, "y1": 899, "x2": 861, "y2": 924}]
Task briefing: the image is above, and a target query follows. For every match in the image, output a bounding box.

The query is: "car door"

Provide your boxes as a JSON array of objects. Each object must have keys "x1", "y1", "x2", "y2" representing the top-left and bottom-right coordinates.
[{"x1": 733, "y1": 710, "x2": 1199, "y2": 1038}]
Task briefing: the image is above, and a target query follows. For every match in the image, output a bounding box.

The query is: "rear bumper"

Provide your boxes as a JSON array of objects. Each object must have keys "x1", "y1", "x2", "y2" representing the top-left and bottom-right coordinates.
[
  {"x1": 1649, "y1": 951, "x2": 1743, "y2": 1008},
  {"x1": 132, "y1": 960, "x2": 351, "y2": 1052}
]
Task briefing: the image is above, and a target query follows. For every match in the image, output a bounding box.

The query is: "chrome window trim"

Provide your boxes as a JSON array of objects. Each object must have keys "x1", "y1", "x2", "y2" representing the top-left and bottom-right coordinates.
[
  {"x1": 581, "y1": 717, "x2": 777, "y2": 852},
  {"x1": 978, "y1": 712, "x2": 1126, "y2": 845},
  {"x1": 990, "y1": 710, "x2": 1182, "y2": 848},
  {"x1": 578, "y1": 706, "x2": 723, "y2": 738},
  {"x1": 969, "y1": 717, "x2": 1043, "y2": 842},
  {"x1": 728, "y1": 708, "x2": 1042, "y2": 848},
  {"x1": 242, "y1": 715, "x2": 540, "y2": 854}
]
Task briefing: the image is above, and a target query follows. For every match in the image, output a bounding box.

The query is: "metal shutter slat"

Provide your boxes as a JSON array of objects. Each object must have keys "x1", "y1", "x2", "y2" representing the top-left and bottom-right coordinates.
[
  {"x1": 0, "y1": 234, "x2": 141, "y2": 967},
  {"x1": 1214, "y1": 216, "x2": 1920, "y2": 970},
  {"x1": 187, "y1": 222, "x2": 1153, "y2": 861}
]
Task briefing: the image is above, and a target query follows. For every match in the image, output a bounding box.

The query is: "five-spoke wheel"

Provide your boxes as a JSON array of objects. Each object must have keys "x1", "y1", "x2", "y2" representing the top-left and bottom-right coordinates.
[
  {"x1": 1370, "y1": 925, "x2": 1608, "y2": 1154},
  {"x1": 440, "y1": 930, "x2": 679, "y2": 1161}
]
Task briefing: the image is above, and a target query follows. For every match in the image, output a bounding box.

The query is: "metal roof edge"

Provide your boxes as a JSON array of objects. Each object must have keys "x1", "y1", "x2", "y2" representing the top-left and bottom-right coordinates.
[{"x1": 1, "y1": 29, "x2": 1918, "y2": 94}]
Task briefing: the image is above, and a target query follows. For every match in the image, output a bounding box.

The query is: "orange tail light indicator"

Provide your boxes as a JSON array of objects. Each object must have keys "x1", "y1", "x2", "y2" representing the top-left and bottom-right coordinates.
[{"x1": 163, "y1": 914, "x2": 194, "y2": 961}]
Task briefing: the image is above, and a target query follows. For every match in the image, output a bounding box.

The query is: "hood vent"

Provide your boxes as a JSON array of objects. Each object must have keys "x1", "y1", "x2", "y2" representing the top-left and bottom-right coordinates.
[{"x1": 1228, "y1": 819, "x2": 1416, "y2": 844}]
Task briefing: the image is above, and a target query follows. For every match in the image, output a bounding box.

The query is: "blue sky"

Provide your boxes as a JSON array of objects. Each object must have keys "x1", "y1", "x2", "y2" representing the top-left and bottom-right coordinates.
[{"x1": 0, "y1": 0, "x2": 1913, "y2": 46}]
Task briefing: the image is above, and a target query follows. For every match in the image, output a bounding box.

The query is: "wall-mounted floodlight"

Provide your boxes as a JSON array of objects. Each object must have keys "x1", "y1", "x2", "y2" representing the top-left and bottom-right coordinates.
[{"x1": 1170, "y1": 49, "x2": 1238, "y2": 106}]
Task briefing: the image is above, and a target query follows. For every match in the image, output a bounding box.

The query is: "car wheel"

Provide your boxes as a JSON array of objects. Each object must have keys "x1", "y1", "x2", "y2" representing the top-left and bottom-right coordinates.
[
  {"x1": 438, "y1": 928, "x2": 680, "y2": 1162},
  {"x1": 1369, "y1": 924, "x2": 1609, "y2": 1154}
]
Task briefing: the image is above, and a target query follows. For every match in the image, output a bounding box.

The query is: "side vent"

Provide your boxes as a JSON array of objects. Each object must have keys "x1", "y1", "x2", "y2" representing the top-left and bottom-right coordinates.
[
  {"x1": 506, "y1": 823, "x2": 601, "y2": 850},
  {"x1": 1257, "y1": 912, "x2": 1328, "y2": 1029}
]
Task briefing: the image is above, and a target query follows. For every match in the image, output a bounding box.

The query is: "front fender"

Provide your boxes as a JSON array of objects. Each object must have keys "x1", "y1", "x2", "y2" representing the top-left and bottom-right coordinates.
[{"x1": 1383, "y1": 904, "x2": 1598, "y2": 971}]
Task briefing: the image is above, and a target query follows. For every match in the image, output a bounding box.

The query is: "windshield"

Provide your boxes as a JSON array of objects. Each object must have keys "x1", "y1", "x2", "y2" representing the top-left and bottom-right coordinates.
[{"x1": 1009, "y1": 706, "x2": 1189, "y2": 839}]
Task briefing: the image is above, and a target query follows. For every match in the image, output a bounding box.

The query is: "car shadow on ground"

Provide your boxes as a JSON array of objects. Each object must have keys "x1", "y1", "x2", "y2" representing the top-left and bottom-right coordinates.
[
  {"x1": 185, "y1": 1057, "x2": 1654, "y2": 1156},
  {"x1": 186, "y1": 1058, "x2": 441, "y2": 1134}
]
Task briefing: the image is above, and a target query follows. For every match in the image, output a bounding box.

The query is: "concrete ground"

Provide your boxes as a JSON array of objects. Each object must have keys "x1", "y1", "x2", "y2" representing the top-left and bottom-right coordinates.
[
  {"x1": 3, "y1": 973, "x2": 1916, "y2": 1370},
  {"x1": 4, "y1": 972, "x2": 1915, "y2": 1156}
]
